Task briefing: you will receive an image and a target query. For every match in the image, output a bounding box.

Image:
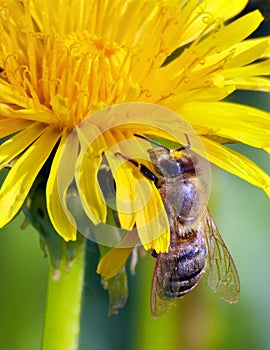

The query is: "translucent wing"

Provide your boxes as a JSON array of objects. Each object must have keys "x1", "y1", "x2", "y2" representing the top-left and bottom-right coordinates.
[
  {"x1": 150, "y1": 255, "x2": 176, "y2": 318},
  {"x1": 204, "y1": 209, "x2": 240, "y2": 303}
]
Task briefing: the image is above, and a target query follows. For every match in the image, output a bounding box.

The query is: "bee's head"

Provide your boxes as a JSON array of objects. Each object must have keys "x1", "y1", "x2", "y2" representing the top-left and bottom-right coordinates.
[{"x1": 148, "y1": 148, "x2": 195, "y2": 178}]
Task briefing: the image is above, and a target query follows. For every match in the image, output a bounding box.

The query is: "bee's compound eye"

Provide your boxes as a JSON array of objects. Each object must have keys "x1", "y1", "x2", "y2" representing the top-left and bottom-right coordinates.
[{"x1": 159, "y1": 159, "x2": 181, "y2": 177}]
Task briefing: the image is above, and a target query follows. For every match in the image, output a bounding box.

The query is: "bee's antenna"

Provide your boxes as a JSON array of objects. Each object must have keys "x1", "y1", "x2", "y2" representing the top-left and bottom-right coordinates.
[
  {"x1": 134, "y1": 134, "x2": 170, "y2": 152},
  {"x1": 134, "y1": 133, "x2": 191, "y2": 152},
  {"x1": 176, "y1": 134, "x2": 191, "y2": 151}
]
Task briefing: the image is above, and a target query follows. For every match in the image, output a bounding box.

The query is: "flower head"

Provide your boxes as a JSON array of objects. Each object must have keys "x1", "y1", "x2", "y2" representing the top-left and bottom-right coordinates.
[{"x1": 1, "y1": 0, "x2": 270, "y2": 281}]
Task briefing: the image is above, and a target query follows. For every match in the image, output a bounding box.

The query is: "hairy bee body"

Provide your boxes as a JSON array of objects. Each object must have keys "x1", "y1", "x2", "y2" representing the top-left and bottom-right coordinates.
[
  {"x1": 147, "y1": 146, "x2": 240, "y2": 318},
  {"x1": 153, "y1": 154, "x2": 208, "y2": 300},
  {"x1": 116, "y1": 135, "x2": 240, "y2": 318}
]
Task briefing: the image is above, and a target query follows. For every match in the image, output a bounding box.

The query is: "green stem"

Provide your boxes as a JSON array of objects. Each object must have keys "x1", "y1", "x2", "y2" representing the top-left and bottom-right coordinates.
[{"x1": 42, "y1": 239, "x2": 86, "y2": 350}]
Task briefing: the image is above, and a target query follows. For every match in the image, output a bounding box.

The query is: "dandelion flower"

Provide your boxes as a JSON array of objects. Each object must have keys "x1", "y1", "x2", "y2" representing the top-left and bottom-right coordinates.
[{"x1": 0, "y1": 0, "x2": 270, "y2": 282}]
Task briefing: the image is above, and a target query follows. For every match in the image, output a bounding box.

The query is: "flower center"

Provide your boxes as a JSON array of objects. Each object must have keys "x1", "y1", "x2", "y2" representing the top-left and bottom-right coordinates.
[
  {"x1": 1, "y1": 29, "x2": 138, "y2": 128},
  {"x1": 41, "y1": 31, "x2": 136, "y2": 127}
]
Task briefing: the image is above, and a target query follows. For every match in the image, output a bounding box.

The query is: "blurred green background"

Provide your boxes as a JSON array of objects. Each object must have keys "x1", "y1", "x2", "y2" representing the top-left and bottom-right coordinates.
[{"x1": 0, "y1": 144, "x2": 269, "y2": 350}]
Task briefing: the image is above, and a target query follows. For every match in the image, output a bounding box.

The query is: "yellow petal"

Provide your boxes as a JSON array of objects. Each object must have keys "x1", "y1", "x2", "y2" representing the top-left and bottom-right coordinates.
[
  {"x1": 0, "y1": 118, "x2": 33, "y2": 138},
  {"x1": 0, "y1": 126, "x2": 61, "y2": 227},
  {"x1": 109, "y1": 160, "x2": 136, "y2": 230},
  {"x1": 156, "y1": 12, "x2": 264, "y2": 100},
  {"x1": 0, "y1": 122, "x2": 47, "y2": 166},
  {"x1": 202, "y1": 39, "x2": 269, "y2": 72},
  {"x1": 225, "y1": 59, "x2": 270, "y2": 78},
  {"x1": 97, "y1": 246, "x2": 133, "y2": 281},
  {"x1": 258, "y1": 37, "x2": 270, "y2": 58},
  {"x1": 199, "y1": 39, "x2": 269, "y2": 74},
  {"x1": 229, "y1": 46, "x2": 270, "y2": 72},
  {"x1": 181, "y1": 101, "x2": 270, "y2": 148},
  {"x1": 134, "y1": 179, "x2": 170, "y2": 253},
  {"x1": 97, "y1": 229, "x2": 139, "y2": 280},
  {"x1": 216, "y1": 37, "x2": 270, "y2": 61},
  {"x1": 0, "y1": 103, "x2": 57, "y2": 124},
  {"x1": 226, "y1": 77, "x2": 270, "y2": 92},
  {"x1": 0, "y1": 81, "x2": 30, "y2": 108},
  {"x1": 180, "y1": 0, "x2": 250, "y2": 45},
  {"x1": 204, "y1": 0, "x2": 248, "y2": 21},
  {"x1": 166, "y1": 86, "x2": 235, "y2": 108},
  {"x1": 75, "y1": 123, "x2": 107, "y2": 224},
  {"x1": 202, "y1": 137, "x2": 270, "y2": 198},
  {"x1": 46, "y1": 129, "x2": 78, "y2": 241},
  {"x1": 195, "y1": 11, "x2": 264, "y2": 58},
  {"x1": 103, "y1": 128, "x2": 147, "y2": 230}
]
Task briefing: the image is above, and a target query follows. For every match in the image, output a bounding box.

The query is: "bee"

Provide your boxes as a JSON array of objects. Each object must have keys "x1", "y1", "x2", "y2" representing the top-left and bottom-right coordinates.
[{"x1": 115, "y1": 134, "x2": 240, "y2": 318}]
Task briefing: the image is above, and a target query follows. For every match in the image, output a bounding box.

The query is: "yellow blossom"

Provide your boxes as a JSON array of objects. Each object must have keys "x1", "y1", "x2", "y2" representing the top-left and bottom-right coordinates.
[{"x1": 0, "y1": 0, "x2": 270, "y2": 279}]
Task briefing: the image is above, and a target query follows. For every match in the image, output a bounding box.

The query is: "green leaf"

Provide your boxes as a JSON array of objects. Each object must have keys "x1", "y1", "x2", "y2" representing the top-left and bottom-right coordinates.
[{"x1": 23, "y1": 174, "x2": 82, "y2": 276}]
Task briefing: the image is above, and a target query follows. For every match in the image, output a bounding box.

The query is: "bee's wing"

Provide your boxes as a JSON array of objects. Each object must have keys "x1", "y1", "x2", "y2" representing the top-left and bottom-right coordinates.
[
  {"x1": 150, "y1": 255, "x2": 176, "y2": 318},
  {"x1": 204, "y1": 209, "x2": 240, "y2": 303}
]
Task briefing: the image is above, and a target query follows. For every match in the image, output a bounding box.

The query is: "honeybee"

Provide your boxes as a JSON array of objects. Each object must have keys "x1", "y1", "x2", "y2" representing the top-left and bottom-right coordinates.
[{"x1": 116, "y1": 134, "x2": 240, "y2": 318}]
